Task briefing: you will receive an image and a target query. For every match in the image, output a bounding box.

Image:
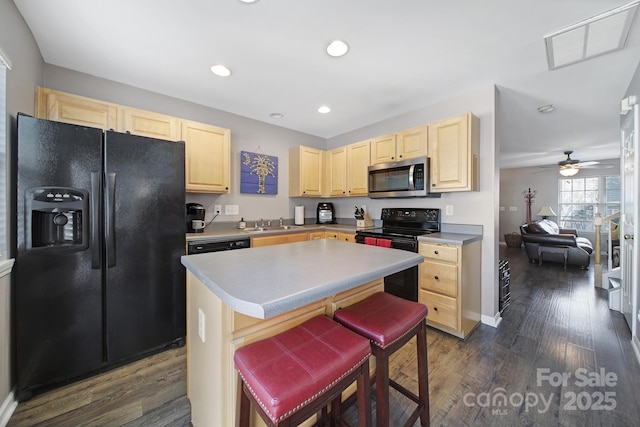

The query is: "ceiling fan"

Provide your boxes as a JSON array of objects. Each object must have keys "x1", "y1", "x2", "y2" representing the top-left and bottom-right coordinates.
[{"x1": 557, "y1": 151, "x2": 600, "y2": 176}]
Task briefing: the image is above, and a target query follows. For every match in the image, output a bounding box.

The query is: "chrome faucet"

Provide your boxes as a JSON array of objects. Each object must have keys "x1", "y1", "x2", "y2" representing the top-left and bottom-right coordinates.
[
  {"x1": 260, "y1": 218, "x2": 265, "y2": 227},
  {"x1": 279, "y1": 217, "x2": 284, "y2": 226}
]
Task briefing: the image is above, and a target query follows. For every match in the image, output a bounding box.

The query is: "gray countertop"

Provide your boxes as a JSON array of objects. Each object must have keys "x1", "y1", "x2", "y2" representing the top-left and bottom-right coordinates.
[
  {"x1": 186, "y1": 223, "x2": 483, "y2": 246},
  {"x1": 186, "y1": 223, "x2": 357, "y2": 243},
  {"x1": 181, "y1": 239, "x2": 423, "y2": 319},
  {"x1": 418, "y1": 232, "x2": 482, "y2": 245}
]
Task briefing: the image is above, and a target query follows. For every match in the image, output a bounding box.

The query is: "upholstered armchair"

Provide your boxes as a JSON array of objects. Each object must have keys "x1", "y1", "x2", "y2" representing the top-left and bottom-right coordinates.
[{"x1": 520, "y1": 219, "x2": 593, "y2": 269}]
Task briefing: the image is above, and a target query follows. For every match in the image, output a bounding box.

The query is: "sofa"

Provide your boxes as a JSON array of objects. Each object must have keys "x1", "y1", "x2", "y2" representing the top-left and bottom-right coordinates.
[{"x1": 520, "y1": 219, "x2": 594, "y2": 269}]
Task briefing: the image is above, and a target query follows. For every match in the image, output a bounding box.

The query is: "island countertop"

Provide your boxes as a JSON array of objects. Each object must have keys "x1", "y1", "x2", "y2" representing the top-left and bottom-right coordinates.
[{"x1": 181, "y1": 239, "x2": 423, "y2": 319}]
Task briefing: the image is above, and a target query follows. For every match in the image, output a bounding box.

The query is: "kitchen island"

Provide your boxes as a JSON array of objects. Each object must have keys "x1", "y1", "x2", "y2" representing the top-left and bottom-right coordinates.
[{"x1": 181, "y1": 239, "x2": 424, "y2": 426}]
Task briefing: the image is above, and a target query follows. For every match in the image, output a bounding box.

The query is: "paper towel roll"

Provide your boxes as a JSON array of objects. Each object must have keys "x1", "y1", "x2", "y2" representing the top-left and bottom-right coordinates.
[{"x1": 294, "y1": 205, "x2": 305, "y2": 225}]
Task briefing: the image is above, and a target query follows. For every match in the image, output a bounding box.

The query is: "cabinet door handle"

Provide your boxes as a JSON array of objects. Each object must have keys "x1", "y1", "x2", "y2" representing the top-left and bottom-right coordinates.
[
  {"x1": 434, "y1": 250, "x2": 439, "y2": 255},
  {"x1": 433, "y1": 307, "x2": 438, "y2": 312},
  {"x1": 434, "y1": 275, "x2": 439, "y2": 280},
  {"x1": 624, "y1": 234, "x2": 634, "y2": 240}
]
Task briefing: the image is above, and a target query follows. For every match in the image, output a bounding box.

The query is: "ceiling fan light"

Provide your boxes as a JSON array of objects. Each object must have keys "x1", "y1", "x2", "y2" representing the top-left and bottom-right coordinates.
[{"x1": 559, "y1": 165, "x2": 579, "y2": 176}]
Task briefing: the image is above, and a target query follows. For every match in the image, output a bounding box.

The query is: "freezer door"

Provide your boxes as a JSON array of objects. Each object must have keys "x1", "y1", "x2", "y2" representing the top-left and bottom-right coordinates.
[
  {"x1": 103, "y1": 131, "x2": 186, "y2": 361},
  {"x1": 15, "y1": 115, "x2": 104, "y2": 400}
]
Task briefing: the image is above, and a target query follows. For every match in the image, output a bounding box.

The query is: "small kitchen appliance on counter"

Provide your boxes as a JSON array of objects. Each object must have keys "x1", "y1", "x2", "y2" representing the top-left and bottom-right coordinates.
[
  {"x1": 316, "y1": 202, "x2": 336, "y2": 224},
  {"x1": 186, "y1": 203, "x2": 206, "y2": 233}
]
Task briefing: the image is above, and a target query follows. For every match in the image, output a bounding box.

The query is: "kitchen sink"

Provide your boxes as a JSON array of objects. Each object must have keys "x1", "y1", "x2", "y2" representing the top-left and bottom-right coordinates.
[{"x1": 242, "y1": 225, "x2": 303, "y2": 232}]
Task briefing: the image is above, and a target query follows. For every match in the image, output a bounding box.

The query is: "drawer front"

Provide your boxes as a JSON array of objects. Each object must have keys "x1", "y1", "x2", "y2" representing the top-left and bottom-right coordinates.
[
  {"x1": 420, "y1": 242, "x2": 458, "y2": 263},
  {"x1": 419, "y1": 290, "x2": 458, "y2": 330},
  {"x1": 419, "y1": 261, "x2": 457, "y2": 297}
]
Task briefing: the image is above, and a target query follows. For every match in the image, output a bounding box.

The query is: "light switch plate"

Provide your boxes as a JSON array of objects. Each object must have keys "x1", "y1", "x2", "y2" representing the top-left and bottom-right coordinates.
[
  {"x1": 198, "y1": 308, "x2": 205, "y2": 343},
  {"x1": 225, "y1": 205, "x2": 239, "y2": 215}
]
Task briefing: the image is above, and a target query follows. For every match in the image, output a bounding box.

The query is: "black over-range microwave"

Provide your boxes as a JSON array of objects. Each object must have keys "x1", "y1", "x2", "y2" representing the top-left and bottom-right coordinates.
[{"x1": 368, "y1": 156, "x2": 440, "y2": 198}]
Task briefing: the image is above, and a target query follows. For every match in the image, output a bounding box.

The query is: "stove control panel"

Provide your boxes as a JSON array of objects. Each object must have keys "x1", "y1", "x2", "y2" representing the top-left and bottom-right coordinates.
[{"x1": 381, "y1": 208, "x2": 440, "y2": 223}]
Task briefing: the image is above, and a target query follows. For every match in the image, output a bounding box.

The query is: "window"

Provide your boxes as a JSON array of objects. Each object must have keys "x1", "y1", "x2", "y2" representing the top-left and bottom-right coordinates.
[{"x1": 558, "y1": 175, "x2": 620, "y2": 232}]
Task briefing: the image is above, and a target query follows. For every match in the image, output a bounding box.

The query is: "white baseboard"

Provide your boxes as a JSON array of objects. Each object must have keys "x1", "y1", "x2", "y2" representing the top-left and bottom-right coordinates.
[
  {"x1": 633, "y1": 335, "x2": 640, "y2": 367},
  {"x1": 0, "y1": 389, "x2": 17, "y2": 427},
  {"x1": 481, "y1": 312, "x2": 502, "y2": 328}
]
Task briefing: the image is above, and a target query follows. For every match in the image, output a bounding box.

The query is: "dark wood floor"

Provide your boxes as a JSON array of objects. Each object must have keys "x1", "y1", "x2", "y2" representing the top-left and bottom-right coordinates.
[{"x1": 8, "y1": 245, "x2": 640, "y2": 426}]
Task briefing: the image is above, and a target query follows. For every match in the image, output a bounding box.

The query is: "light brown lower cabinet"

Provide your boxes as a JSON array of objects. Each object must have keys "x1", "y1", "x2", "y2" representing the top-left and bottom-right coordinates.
[
  {"x1": 418, "y1": 240, "x2": 481, "y2": 339},
  {"x1": 250, "y1": 232, "x2": 308, "y2": 247}
]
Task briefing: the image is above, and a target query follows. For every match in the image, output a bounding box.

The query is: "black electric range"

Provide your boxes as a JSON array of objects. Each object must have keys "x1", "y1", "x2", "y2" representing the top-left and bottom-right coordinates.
[{"x1": 355, "y1": 208, "x2": 441, "y2": 301}]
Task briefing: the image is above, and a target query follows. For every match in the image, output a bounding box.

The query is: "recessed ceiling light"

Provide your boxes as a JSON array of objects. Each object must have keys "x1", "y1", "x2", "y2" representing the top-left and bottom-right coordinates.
[
  {"x1": 210, "y1": 64, "x2": 232, "y2": 77},
  {"x1": 317, "y1": 106, "x2": 331, "y2": 114},
  {"x1": 238, "y1": 0, "x2": 259, "y2": 3},
  {"x1": 270, "y1": 113, "x2": 284, "y2": 119},
  {"x1": 326, "y1": 40, "x2": 349, "y2": 57},
  {"x1": 537, "y1": 104, "x2": 555, "y2": 113}
]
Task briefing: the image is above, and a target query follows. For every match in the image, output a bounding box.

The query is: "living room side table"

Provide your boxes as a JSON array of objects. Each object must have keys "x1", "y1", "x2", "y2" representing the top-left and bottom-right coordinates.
[{"x1": 538, "y1": 245, "x2": 570, "y2": 269}]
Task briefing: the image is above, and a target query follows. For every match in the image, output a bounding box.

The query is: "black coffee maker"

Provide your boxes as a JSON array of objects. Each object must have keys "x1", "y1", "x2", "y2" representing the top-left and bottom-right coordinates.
[{"x1": 186, "y1": 203, "x2": 206, "y2": 233}]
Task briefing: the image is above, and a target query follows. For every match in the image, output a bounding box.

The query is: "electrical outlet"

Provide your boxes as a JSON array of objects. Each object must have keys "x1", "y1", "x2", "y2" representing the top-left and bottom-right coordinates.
[
  {"x1": 509, "y1": 206, "x2": 518, "y2": 211},
  {"x1": 214, "y1": 204, "x2": 222, "y2": 215},
  {"x1": 225, "y1": 204, "x2": 239, "y2": 215},
  {"x1": 499, "y1": 206, "x2": 506, "y2": 211},
  {"x1": 198, "y1": 309, "x2": 205, "y2": 343},
  {"x1": 445, "y1": 205, "x2": 453, "y2": 216}
]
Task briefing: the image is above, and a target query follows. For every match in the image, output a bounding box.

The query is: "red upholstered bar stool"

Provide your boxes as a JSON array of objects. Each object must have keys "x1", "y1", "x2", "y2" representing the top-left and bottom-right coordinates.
[
  {"x1": 234, "y1": 315, "x2": 372, "y2": 427},
  {"x1": 333, "y1": 292, "x2": 430, "y2": 427}
]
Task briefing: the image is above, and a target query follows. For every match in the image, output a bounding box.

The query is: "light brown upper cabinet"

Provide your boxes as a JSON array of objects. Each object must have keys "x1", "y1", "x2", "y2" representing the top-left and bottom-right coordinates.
[
  {"x1": 289, "y1": 145, "x2": 323, "y2": 197},
  {"x1": 35, "y1": 87, "x2": 118, "y2": 129},
  {"x1": 323, "y1": 139, "x2": 370, "y2": 198},
  {"x1": 118, "y1": 107, "x2": 181, "y2": 141},
  {"x1": 36, "y1": 87, "x2": 232, "y2": 194},
  {"x1": 370, "y1": 125, "x2": 428, "y2": 165},
  {"x1": 346, "y1": 140, "x2": 370, "y2": 197},
  {"x1": 326, "y1": 147, "x2": 347, "y2": 197},
  {"x1": 182, "y1": 120, "x2": 230, "y2": 194},
  {"x1": 428, "y1": 113, "x2": 479, "y2": 192}
]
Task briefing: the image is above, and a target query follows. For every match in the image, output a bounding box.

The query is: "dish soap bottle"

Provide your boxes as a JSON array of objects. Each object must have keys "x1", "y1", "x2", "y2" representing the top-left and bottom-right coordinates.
[{"x1": 238, "y1": 217, "x2": 246, "y2": 229}]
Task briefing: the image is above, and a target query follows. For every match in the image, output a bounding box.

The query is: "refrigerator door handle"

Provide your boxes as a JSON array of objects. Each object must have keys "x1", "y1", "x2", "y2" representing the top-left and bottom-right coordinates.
[
  {"x1": 106, "y1": 172, "x2": 116, "y2": 267},
  {"x1": 91, "y1": 172, "x2": 101, "y2": 269}
]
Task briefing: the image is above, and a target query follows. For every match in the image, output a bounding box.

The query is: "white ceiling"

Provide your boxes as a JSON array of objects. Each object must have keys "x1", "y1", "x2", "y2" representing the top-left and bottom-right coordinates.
[{"x1": 13, "y1": 0, "x2": 640, "y2": 169}]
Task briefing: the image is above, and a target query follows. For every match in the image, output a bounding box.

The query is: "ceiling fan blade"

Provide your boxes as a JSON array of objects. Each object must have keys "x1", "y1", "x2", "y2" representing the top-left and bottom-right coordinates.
[
  {"x1": 577, "y1": 161, "x2": 599, "y2": 167},
  {"x1": 579, "y1": 163, "x2": 614, "y2": 169}
]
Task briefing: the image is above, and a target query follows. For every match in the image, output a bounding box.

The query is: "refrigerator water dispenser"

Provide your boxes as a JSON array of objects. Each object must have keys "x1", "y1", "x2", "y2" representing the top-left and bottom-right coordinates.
[{"x1": 25, "y1": 187, "x2": 90, "y2": 253}]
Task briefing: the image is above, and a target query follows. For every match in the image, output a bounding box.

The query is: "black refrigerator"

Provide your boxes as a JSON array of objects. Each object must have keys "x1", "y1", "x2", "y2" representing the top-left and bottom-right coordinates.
[{"x1": 14, "y1": 114, "x2": 186, "y2": 400}]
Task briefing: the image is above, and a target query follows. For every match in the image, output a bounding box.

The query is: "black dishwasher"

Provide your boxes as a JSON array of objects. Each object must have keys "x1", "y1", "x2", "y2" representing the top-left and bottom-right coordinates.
[{"x1": 187, "y1": 238, "x2": 250, "y2": 254}]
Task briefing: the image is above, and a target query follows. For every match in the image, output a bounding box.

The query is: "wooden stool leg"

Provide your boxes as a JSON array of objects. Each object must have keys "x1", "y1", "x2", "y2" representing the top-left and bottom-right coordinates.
[
  {"x1": 238, "y1": 381, "x2": 251, "y2": 427},
  {"x1": 416, "y1": 321, "x2": 430, "y2": 427},
  {"x1": 374, "y1": 345, "x2": 390, "y2": 427},
  {"x1": 357, "y1": 359, "x2": 372, "y2": 427}
]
